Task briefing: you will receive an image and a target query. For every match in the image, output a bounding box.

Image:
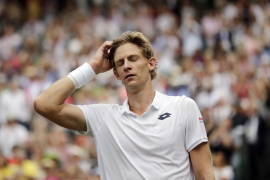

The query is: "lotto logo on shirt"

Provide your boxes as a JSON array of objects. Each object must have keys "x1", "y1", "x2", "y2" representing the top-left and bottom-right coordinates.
[{"x1": 158, "y1": 113, "x2": 171, "y2": 120}]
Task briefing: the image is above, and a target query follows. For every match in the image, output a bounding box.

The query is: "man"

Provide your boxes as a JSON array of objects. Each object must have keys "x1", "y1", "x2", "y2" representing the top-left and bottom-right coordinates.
[{"x1": 34, "y1": 31, "x2": 215, "y2": 180}]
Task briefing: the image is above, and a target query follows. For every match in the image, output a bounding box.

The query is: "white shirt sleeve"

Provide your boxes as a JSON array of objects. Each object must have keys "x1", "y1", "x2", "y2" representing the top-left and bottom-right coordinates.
[
  {"x1": 183, "y1": 97, "x2": 208, "y2": 152},
  {"x1": 77, "y1": 104, "x2": 110, "y2": 136}
]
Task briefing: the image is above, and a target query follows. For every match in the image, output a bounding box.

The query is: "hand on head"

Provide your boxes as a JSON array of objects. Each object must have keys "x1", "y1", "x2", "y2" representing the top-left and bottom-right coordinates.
[{"x1": 90, "y1": 41, "x2": 113, "y2": 74}]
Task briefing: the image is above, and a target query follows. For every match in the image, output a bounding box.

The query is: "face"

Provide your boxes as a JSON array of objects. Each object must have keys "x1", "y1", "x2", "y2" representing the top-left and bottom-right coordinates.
[{"x1": 113, "y1": 43, "x2": 156, "y2": 91}]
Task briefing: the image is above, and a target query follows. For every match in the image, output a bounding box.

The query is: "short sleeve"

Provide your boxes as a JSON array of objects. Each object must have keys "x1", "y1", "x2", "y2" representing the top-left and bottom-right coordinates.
[
  {"x1": 77, "y1": 104, "x2": 109, "y2": 136},
  {"x1": 184, "y1": 98, "x2": 208, "y2": 152}
]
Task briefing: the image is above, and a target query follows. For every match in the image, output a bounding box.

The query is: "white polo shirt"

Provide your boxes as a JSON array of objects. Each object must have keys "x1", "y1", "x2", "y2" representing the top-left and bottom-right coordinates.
[{"x1": 78, "y1": 91, "x2": 208, "y2": 180}]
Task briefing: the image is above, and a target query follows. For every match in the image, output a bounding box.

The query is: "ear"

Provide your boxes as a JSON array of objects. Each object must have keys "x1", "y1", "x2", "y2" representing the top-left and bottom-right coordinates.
[
  {"x1": 148, "y1": 57, "x2": 157, "y2": 71},
  {"x1": 113, "y1": 68, "x2": 120, "y2": 80}
]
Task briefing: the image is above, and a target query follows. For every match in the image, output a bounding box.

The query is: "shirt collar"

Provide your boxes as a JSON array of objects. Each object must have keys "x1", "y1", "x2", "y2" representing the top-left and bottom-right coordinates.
[
  {"x1": 151, "y1": 91, "x2": 164, "y2": 110},
  {"x1": 121, "y1": 91, "x2": 164, "y2": 115},
  {"x1": 121, "y1": 99, "x2": 130, "y2": 115}
]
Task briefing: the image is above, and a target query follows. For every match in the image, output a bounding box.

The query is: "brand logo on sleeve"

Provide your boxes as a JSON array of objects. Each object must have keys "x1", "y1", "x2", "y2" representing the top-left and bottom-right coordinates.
[
  {"x1": 158, "y1": 113, "x2": 171, "y2": 120},
  {"x1": 198, "y1": 117, "x2": 204, "y2": 122}
]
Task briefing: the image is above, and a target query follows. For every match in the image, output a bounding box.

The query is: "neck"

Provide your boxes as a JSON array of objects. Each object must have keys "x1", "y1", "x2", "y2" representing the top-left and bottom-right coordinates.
[{"x1": 126, "y1": 82, "x2": 155, "y2": 115}]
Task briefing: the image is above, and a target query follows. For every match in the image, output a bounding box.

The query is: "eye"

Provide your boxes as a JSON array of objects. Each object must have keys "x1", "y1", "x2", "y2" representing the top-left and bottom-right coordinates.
[
  {"x1": 129, "y1": 55, "x2": 138, "y2": 62},
  {"x1": 115, "y1": 60, "x2": 124, "y2": 67}
]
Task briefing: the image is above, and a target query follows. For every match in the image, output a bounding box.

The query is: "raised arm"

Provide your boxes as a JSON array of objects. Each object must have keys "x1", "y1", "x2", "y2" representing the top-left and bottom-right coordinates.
[{"x1": 34, "y1": 41, "x2": 112, "y2": 131}]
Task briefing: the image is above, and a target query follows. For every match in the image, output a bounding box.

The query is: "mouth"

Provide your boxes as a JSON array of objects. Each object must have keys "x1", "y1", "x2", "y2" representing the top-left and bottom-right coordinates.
[{"x1": 124, "y1": 74, "x2": 136, "y2": 80}]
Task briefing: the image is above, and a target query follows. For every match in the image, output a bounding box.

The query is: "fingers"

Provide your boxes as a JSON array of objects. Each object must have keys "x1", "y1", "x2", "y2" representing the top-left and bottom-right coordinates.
[
  {"x1": 99, "y1": 41, "x2": 112, "y2": 51},
  {"x1": 101, "y1": 41, "x2": 113, "y2": 59},
  {"x1": 91, "y1": 41, "x2": 114, "y2": 73},
  {"x1": 103, "y1": 40, "x2": 113, "y2": 46}
]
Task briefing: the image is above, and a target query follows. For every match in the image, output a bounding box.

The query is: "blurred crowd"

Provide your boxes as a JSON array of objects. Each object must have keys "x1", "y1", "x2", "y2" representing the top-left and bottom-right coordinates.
[{"x1": 0, "y1": 0, "x2": 270, "y2": 179}]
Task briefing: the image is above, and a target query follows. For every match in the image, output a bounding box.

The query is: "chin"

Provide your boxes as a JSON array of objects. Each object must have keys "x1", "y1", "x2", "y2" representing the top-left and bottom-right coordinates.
[{"x1": 124, "y1": 82, "x2": 140, "y2": 91}]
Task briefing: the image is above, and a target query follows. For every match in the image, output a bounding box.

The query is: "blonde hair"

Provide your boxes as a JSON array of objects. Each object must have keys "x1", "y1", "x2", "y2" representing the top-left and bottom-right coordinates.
[{"x1": 108, "y1": 31, "x2": 156, "y2": 79}]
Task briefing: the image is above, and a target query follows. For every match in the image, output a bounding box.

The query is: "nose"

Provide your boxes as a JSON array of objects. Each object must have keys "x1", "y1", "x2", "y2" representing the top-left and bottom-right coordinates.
[{"x1": 123, "y1": 60, "x2": 132, "y2": 71}]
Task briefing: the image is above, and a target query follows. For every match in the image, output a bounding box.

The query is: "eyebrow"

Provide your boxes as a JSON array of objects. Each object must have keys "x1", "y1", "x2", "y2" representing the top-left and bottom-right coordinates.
[{"x1": 115, "y1": 54, "x2": 140, "y2": 63}]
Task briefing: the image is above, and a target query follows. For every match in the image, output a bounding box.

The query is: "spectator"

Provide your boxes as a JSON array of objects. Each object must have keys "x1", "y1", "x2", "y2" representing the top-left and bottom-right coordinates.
[{"x1": 0, "y1": 116, "x2": 29, "y2": 157}]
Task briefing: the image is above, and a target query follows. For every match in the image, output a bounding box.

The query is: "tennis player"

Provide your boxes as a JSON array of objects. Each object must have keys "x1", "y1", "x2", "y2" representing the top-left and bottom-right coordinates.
[{"x1": 34, "y1": 31, "x2": 215, "y2": 180}]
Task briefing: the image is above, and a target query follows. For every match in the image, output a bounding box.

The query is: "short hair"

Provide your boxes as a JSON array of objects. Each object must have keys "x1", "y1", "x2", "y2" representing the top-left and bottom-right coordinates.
[{"x1": 108, "y1": 31, "x2": 157, "y2": 79}]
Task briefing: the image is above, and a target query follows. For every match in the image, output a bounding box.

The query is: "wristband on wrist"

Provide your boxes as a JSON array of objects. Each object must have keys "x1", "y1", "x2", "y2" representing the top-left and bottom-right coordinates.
[{"x1": 67, "y1": 63, "x2": 96, "y2": 89}]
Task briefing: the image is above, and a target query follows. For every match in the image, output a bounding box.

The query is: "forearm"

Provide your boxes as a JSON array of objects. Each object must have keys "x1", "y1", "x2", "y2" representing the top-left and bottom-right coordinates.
[
  {"x1": 34, "y1": 76, "x2": 88, "y2": 130},
  {"x1": 35, "y1": 60, "x2": 97, "y2": 113},
  {"x1": 195, "y1": 170, "x2": 215, "y2": 180},
  {"x1": 34, "y1": 77, "x2": 75, "y2": 114}
]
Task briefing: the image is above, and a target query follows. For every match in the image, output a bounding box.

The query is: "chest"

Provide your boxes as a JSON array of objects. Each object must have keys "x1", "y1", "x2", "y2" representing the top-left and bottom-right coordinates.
[{"x1": 97, "y1": 108, "x2": 186, "y2": 154}]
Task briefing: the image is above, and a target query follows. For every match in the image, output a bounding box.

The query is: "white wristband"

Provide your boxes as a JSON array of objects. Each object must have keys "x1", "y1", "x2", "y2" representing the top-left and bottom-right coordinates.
[{"x1": 67, "y1": 63, "x2": 96, "y2": 89}]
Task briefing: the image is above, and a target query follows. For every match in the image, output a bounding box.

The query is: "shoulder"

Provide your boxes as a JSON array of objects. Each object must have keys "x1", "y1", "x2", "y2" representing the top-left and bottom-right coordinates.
[
  {"x1": 78, "y1": 103, "x2": 120, "y2": 112},
  {"x1": 156, "y1": 92, "x2": 197, "y2": 105},
  {"x1": 172, "y1": 95, "x2": 201, "y2": 115},
  {"x1": 155, "y1": 92, "x2": 199, "y2": 111},
  {"x1": 77, "y1": 103, "x2": 122, "y2": 123},
  {"x1": 173, "y1": 95, "x2": 198, "y2": 108}
]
